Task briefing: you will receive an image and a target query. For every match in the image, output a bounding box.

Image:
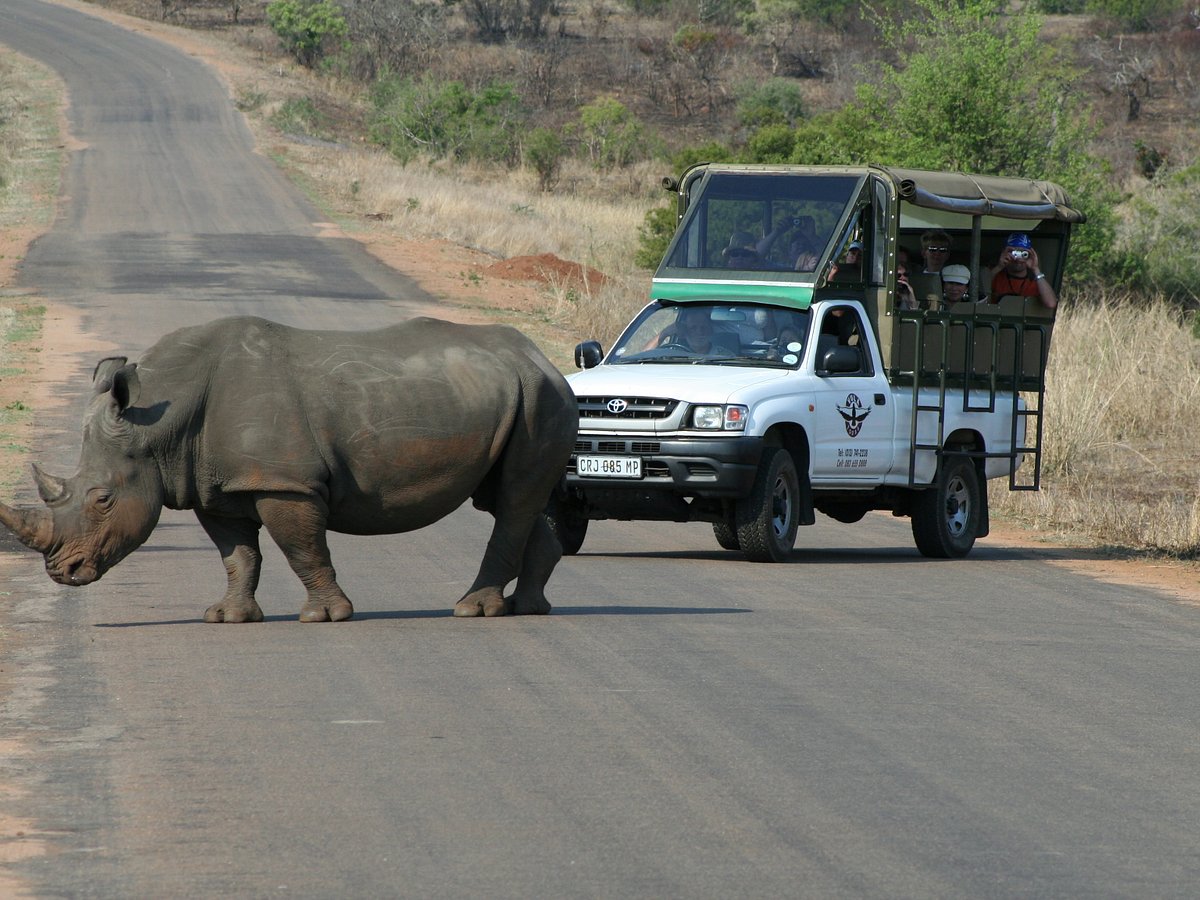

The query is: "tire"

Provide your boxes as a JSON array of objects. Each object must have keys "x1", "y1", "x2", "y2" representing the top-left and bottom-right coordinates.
[
  {"x1": 735, "y1": 446, "x2": 799, "y2": 563},
  {"x1": 713, "y1": 516, "x2": 740, "y2": 551},
  {"x1": 911, "y1": 454, "x2": 982, "y2": 558},
  {"x1": 544, "y1": 494, "x2": 589, "y2": 556}
]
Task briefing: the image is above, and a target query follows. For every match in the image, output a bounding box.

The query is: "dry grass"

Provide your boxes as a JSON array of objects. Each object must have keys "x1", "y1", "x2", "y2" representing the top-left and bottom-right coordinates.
[
  {"x1": 326, "y1": 150, "x2": 660, "y2": 273},
  {"x1": 992, "y1": 294, "x2": 1200, "y2": 557}
]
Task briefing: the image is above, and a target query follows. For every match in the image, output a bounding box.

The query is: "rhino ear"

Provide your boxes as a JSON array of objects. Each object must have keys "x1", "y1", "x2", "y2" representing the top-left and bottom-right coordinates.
[
  {"x1": 92, "y1": 357, "x2": 128, "y2": 393},
  {"x1": 111, "y1": 364, "x2": 140, "y2": 412}
]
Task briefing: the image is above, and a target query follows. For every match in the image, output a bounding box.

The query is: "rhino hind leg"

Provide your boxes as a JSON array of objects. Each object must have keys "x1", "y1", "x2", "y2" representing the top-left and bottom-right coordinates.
[
  {"x1": 256, "y1": 495, "x2": 354, "y2": 623},
  {"x1": 455, "y1": 401, "x2": 571, "y2": 618},
  {"x1": 507, "y1": 516, "x2": 559, "y2": 615},
  {"x1": 196, "y1": 511, "x2": 266, "y2": 624}
]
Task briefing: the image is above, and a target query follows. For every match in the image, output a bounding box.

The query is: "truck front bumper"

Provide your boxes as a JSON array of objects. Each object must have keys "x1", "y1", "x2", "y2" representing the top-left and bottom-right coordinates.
[{"x1": 566, "y1": 434, "x2": 764, "y2": 498}]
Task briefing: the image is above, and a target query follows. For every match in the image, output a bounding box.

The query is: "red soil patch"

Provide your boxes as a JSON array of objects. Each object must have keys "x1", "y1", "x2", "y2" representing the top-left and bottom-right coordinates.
[{"x1": 483, "y1": 253, "x2": 607, "y2": 291}]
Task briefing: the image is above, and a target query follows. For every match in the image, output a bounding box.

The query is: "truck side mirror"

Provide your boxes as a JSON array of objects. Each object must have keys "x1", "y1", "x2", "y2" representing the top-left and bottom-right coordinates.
[
  {"x1": 819, "y1": 345, "x2": 861, "y2": 375},
  {"x1": 575, "y1": 341, "x2": 604, "y2": 369}
]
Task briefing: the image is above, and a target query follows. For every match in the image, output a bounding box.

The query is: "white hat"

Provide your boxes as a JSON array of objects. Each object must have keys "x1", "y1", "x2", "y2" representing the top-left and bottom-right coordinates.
[
  {"x1": 848, "y1": 240, "x2": 863, "y2": 251},
  {"x1": 942, "y1": 264, "x2": 970, "y2": 285}
]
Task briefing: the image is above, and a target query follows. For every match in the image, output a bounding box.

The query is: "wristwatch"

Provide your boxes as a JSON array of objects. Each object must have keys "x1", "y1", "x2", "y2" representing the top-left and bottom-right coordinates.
[{"x1": 1035, "y1": 273, "x2": 1046, "y2": 281}]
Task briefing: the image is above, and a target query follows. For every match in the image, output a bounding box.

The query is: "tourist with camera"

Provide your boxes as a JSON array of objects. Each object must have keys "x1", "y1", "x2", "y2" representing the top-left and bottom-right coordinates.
[{"x1": 989, "y1": 232, "x2": 1058, "y2": 309}]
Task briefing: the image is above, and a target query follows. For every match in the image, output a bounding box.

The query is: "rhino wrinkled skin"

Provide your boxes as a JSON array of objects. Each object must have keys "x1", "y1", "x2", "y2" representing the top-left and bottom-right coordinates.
[{"x1": 0, "y1": 316, "x2": 578, "y2": 622}]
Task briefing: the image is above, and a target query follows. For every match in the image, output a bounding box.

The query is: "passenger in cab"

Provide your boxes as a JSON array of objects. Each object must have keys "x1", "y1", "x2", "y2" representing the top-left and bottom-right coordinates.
[
  {"x1": 722, "y1": 231, "x2": 762, "y2": 268},
  {"x1": 757, "y1": 214, "x2": 821, "y2": 268},
  {"x1": 988, "y1": 232, "x2": 1058, "y2": 309}
]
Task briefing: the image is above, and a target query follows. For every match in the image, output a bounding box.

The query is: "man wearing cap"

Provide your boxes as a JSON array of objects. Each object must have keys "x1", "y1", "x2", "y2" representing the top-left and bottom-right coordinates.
[
  {"x1": 939, "y1": 264, "x2": 973, "y2": 304},
  {"x1": 989, "y1": 232, "x2": 1058, "y2": 309}
]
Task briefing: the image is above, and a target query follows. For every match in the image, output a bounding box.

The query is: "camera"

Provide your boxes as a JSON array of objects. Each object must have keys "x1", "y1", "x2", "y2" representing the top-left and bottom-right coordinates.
[{"x1": 1010, "y1": 249, "x2": 1030, "y2": 260}]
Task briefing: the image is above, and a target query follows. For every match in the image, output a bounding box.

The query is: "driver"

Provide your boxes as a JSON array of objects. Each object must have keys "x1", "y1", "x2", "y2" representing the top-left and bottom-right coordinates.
[{"x1": 654, "y1": 307, "x2": 739, "y2": 354}]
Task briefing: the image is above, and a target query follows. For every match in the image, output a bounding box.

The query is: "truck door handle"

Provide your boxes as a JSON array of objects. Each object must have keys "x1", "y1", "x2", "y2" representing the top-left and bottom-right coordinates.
[{"x1": 875, "y1": 393, "x2": 887, "y2": 406}]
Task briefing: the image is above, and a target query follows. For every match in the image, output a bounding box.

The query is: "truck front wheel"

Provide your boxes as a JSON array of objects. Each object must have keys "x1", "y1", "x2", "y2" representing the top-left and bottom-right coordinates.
[
  {"x1": 911, "y1": 455, "x2": 981, "y2": 558},
  {"x1": 544, "y1": 493, "x2": 589, "y2": 556},
  {"x1": 735, "y1": 446, "x2": 799, "y2": 563},
  {"x1": 713, "y1": 515, "x2": 740, "y2": 551}
]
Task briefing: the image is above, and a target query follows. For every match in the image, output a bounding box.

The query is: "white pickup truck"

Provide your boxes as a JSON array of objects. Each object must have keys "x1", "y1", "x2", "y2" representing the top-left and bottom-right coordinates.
[{"x1": 549, "y1": 164, "x2": 1082, "y2": 561}]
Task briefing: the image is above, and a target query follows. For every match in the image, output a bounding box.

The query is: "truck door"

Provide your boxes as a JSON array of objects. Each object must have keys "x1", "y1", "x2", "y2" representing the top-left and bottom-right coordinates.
[{"x1": 809, "y1": 305, "x2": 897, "y2": 484}]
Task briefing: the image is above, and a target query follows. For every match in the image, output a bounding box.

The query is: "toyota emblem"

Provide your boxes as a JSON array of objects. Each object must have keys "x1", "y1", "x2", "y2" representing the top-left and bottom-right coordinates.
[{"x1": 607, "y1": 398, "x2": 629, "y2": 414}]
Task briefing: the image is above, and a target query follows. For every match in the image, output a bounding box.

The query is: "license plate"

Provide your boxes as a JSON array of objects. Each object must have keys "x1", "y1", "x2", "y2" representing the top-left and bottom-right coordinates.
[{"x1": 577, "y1": 455, "x2": 642, "y2": 478}]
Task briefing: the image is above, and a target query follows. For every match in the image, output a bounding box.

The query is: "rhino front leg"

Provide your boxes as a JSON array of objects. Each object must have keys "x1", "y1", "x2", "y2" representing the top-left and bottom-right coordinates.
[
  {"x1": 195, "y1": 511, "x2": 265, "y2": 623},
  {"x1": 256, "y1": 495, "x2": 353, "y2": 623}
]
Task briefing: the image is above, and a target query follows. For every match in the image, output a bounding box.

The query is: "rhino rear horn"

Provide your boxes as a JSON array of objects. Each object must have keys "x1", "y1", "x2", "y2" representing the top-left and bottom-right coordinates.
[
  {"x1": 33, "y1": 464, "x2": 67, "y2": 504},
  {"x1": 0, "y1": 497, "x2": 53, "y2": 553}
]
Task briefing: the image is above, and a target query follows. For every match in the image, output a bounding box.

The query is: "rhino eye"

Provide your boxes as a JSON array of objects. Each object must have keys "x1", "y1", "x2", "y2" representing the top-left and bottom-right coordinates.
[{"x1": 88, "y1": 489, "x2": 114, "y2": 508}]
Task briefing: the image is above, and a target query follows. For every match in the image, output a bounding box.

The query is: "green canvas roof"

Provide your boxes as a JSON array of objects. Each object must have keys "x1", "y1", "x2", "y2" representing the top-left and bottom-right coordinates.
[{"x1": 880, "y1": 166, "x2": 1085, "y2": 223}]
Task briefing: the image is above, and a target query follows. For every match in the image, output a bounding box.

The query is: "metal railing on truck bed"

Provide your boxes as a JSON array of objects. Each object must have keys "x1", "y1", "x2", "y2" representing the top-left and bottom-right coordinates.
[{"x1": 889, "y1": 296, "x2": 1054, "y2": 491}]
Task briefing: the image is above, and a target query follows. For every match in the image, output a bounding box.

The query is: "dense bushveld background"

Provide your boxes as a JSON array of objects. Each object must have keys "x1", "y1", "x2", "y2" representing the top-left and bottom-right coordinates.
[{"x1": 5, "y1": 0, "x2": 1200, "y2": 558}]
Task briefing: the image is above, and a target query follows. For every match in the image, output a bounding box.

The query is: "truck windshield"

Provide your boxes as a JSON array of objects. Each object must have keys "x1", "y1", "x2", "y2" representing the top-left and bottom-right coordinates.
[
  {"x1": 608, "y1": 302, "x2": 811, "y2": 368},
  {"x1": 660, "y1": 173, "x2": 861, "y2": 274}
]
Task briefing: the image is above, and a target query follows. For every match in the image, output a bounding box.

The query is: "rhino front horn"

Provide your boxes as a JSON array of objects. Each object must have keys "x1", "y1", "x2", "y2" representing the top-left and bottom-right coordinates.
[
  {"x1": 32, "y1": 465, "x2": 67, "y2": 504},
  {"x1": 0, "y1": 498, "x2": 53, "y2": 553}
]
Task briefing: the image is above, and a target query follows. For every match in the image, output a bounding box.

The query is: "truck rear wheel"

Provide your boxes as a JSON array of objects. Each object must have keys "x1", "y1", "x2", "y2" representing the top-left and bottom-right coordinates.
[
  {"x1": 735, "y1": 446, "x2": 799, "y2": 563},
  {"x1": 911, "y1": 455, "x2": 981, "y2": 558},
  {"x1": 544, "y1": 493, "x2": 589, "y2": 556}
]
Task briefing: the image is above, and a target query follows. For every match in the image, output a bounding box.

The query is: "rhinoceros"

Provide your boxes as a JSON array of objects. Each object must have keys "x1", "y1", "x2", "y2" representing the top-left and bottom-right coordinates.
[{"x1": 0, "y1": 316, "x2": 577, "y2": 622}]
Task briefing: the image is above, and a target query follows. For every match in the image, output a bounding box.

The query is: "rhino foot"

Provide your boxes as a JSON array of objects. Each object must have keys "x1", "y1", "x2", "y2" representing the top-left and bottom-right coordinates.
[
  {"x1": 454, "y1": 588, "x2": 507, "y2": 618},
  {"x1": 509, "y1": 591, "x2": 551, "y2": 615},
  {"x1": 299, "y1": 597, "x2": 354, "y2": 623},
  {"x1": 204, "y1": 600, "x2": 265, "y2": 624}
]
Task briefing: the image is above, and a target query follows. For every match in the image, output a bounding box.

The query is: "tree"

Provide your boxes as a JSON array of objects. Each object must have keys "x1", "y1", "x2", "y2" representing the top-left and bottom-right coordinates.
[{"x1": 783, "y1": 0, "x2": 1117, "y2": 281}]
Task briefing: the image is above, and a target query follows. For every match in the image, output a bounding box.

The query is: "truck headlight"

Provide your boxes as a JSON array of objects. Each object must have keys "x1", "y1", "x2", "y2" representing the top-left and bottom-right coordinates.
[{"x1": 692, "y1": 404, "x2": 748, "y2": 431}]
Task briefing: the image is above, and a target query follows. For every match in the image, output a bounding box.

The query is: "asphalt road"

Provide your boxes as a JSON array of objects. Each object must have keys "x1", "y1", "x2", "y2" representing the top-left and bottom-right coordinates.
[{"x1": 3, "y1": 2, "x2": 1200, "y2": 897}]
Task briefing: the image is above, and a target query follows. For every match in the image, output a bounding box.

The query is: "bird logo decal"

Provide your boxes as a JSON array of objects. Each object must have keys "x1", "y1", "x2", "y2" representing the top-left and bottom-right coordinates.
[{"x1": 836, "y1": 393, "x2": 871, "y2": 437}]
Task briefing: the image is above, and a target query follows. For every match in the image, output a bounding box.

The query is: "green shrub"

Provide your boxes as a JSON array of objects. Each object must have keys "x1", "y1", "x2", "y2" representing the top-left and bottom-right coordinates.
[
  {"x1": 736, "y1": 78, "x2": 806, "y2": 128},
  {"x1": 577, "y1": 96, "x2": 655, "y2": 169},
  {"x1": 369, "y1": 76, "x2": 526, "y2": 166},
  {"x1": 634, "y1": 204, "x2": 678, "y2": 269},
  {"x1": 1120, "y1": 161, "x2": 1200, "y2": 302},
  {"x1": 266, "y1": 0, "x2": 348, "y2": 68},
  {"x1": 525, "y1": 127, "x2": 566, "y2": 191},
  {"x1": 1033, "y1": 0, "x2": 1086, "y2": 10},
  {"x1": 1086, "y1": 0, "x2": 1180, "y2": 31},
  {"x1": 671, "y1": 141, "x2": 735, "y2": 173},
  {"x1": 745, "y1": 123, "x2": 796, "y2": 162},
  {"x1": 270, "y1": 96, "x2": 325, "y2": 138}
]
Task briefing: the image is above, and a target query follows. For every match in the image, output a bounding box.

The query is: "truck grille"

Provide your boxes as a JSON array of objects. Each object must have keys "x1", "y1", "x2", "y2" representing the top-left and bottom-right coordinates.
[
  {"x1": 575, "y1": 439, "x2": 661, "y2": 454},
  {"x1": 576, "y1": 396, "x2": 679, "y2": 420}
]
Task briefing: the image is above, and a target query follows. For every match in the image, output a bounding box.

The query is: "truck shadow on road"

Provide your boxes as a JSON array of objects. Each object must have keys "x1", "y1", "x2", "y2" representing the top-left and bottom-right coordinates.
[{"x1": 572, "y1": 544, "x2": 1066, "y2": 563}]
